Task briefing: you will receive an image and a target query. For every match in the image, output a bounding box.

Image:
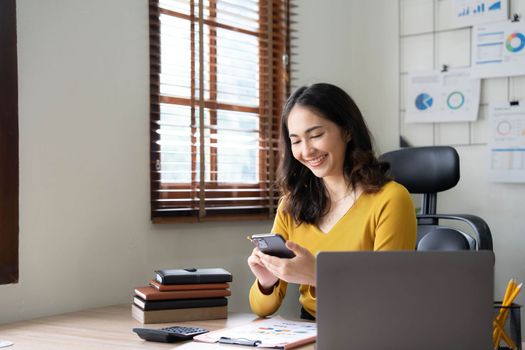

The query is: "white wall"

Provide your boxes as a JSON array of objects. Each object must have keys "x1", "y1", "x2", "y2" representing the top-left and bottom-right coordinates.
[
  {"x1": 3, "y1": 0, "x2": 524, "y2": 336},
  {"x1": 441, "y1": 145, "x2": 525, "y2": 303}
]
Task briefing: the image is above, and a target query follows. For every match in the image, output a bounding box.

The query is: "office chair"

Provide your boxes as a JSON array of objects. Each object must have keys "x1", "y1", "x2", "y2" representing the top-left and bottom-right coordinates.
[{"x1": 380, "y1": 146, "x2": 493, "y2": 251}]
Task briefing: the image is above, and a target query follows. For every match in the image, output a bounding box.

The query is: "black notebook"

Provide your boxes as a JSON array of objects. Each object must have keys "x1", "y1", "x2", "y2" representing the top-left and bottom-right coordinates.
[
  {"x1": 133, "y1": 296, "x2": 228, "y2": 311},
  {"x1": 155, "y1": 268, "x2": 232, "y2": 285}
]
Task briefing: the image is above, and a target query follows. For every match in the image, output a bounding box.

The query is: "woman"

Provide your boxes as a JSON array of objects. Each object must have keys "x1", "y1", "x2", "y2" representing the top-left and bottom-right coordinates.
[{"x1": 247, "y1": 83, "x2": 417, "y2": 320}]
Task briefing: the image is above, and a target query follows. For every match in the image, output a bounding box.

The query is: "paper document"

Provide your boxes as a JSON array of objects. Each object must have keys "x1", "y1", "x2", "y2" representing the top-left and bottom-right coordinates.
[
  {"x1": 471, "y1": 21, "x2": 525, "y2": 78},
  {"x1": 488, "y1": 101, "x2": 525, "y2": 183},
  {"x1": 405, "y1": 69, "x2": 480, "y2": 123},
  {"x1": 194, "y1": 316, "x2": 316, "y2": 349}
]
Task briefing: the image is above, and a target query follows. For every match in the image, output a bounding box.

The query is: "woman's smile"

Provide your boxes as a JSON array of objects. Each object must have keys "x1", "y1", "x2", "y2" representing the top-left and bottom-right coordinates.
[{"x1": 305, "y1": 154, "x2": 328, "y2": 168}]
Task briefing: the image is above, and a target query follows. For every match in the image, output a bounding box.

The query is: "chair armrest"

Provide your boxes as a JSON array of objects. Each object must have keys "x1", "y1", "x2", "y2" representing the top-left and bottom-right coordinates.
[{"x1": 417, "y1": 214, "x2": 493, "y2": 251}]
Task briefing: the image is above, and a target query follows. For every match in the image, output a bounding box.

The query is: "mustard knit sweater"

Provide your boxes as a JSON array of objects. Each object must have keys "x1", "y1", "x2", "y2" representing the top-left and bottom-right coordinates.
[{"x1": 249, "y1": 181, "x2": 417, "y2": 318}]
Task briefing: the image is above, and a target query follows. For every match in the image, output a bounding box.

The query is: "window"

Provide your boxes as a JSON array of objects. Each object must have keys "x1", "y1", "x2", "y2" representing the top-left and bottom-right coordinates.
[
  {"x1": 0, "y1": 0, "x2": 19, "y2": 284},
  {"x1": 149, "y1": 0, "x2": 291, "y2": 222}
]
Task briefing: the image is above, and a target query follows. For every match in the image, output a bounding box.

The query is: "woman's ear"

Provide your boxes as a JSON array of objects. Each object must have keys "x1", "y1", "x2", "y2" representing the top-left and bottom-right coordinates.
[{"x1": 345, "y1": 131, "x2": 352, "y2": 142}]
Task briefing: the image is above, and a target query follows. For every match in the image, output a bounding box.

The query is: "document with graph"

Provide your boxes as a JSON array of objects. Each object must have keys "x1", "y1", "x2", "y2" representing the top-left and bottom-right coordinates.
[
  {"x1": 452, "y1": 0, "x2": 508, "y2": 27},
  {"x1": 193, "y1": 316, "x2": 316, "y2": 349},
  {"x1": 472, "y1": 20, "x2": 525, "y2": 78},
  {"x1": 488, "y1": 101, "x2": 525, "y2": 183},
  {"x1": 405, "y1": 69, "x2": 480, "y2": 123}
]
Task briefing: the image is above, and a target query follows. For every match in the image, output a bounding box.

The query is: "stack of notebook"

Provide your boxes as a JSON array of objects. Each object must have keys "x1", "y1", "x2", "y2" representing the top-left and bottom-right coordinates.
[{"x1": 131, "y1": 268, "x2": 232, "y2": 324}]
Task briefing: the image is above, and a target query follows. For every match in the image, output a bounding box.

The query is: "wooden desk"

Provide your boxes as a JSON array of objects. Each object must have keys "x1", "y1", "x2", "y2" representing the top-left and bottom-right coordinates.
[{"x1": 0, "y1": 304, "x2": 315, "y2": 349}]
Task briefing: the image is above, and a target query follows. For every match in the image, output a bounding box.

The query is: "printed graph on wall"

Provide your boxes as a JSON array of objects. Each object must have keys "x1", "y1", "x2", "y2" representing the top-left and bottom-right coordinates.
[
  {"x1": 406, "y1": 69, "x2": 481, "y2": 123},
  {"x1": 488, "y1": 101, "x2": 525, "y2": 182},
  {"x1": 472, "y1": 21, "x2": 525, "y2": 78},
  {"x1": 398, "y1": 0, "x2": 525, "y2": 148},
  {"x1": 452, "y1": 0, "x2": 508, "y2": 26}
]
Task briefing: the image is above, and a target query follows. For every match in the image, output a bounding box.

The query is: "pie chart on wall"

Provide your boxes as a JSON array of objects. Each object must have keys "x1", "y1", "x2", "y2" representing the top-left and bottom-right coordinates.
[
  {"x1": 446, "y1": 91, "x2": 465, "y2": 110},
  {"x1": 506, "y1": 32, "x2": 525, "y2": 53},
  {"x1": 415, "y1": 93, "x2": 433, "y2": 111},
  {"x1": 496, "y1": 120, "x2": 512, "y2": 136}
]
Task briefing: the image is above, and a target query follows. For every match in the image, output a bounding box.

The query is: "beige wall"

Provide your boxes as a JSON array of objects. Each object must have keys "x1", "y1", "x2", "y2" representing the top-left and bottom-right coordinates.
[
  {"x1": 292, "y1": 0, "x2": 399, "y2": 154},
  {"x1": 1, "y1": 0, "x2": 284, "y2": 324},
  {"x1": 3, "y1": 0, "x2": 524, "y2": 334}
]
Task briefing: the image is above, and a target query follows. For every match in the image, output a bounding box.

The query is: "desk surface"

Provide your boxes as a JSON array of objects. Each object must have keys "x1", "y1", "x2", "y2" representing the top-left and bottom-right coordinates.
[{"x1": 0, "y1": 304, "x2": 315, "y2": 349}]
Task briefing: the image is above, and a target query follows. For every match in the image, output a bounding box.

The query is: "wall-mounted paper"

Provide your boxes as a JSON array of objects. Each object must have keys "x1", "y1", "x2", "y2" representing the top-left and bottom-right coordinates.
[
  {"x1": 488, "y1": 102, "x2": 525, "y2": 183},
  {"x1": 452, "y1": 0, "x2": 508, "y2": 27},
  {"x1": 405, "y1": 69, "x2": 480, "y2": 123},
  {"x1": 471, "y1": 21, "x2": 525, "y2": 78}
]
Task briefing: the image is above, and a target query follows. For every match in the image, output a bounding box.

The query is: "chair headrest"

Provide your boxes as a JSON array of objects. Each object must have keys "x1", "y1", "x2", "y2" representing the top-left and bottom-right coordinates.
[{"x1": 380, "y1": 146, "x2": 460, "y2": 194}]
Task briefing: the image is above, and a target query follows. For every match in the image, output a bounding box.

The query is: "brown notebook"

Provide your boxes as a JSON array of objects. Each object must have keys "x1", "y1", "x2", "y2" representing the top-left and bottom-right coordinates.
[
  {"x1": 134, "y1": 286, "x2": 231, "y2": 301},
  {"x1": 149, "y1": 279, "x2": 230, "y2": 291},
  {"x1": 133, "y1": 296, "x2": 228, "y2": 311},
  {"x1": 131, "y1": 304, "x2": 227, "y2": 324}
]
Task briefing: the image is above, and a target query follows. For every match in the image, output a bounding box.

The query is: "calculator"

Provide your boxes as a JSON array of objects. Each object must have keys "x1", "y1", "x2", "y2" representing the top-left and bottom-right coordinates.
[{"x1": 132, "y1": 325, "x2": 208, "y2": 343}]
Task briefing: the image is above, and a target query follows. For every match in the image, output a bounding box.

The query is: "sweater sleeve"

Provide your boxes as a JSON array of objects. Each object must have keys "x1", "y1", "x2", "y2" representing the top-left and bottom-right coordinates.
[
  {"x1": 373, "y1": 183, "x2": 417, "y2": 251},
  {"x1": 248, "y1": 201, "x2": 290, "y2": 317},
  {"x1": 249, "y1": 279, "x2": 288, "y2": 317}
]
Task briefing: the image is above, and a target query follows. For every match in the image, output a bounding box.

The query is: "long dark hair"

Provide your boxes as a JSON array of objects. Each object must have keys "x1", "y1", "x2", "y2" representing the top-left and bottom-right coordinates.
[{"x1": 277, "y1": 83, "x2": 391, "y2": 225}]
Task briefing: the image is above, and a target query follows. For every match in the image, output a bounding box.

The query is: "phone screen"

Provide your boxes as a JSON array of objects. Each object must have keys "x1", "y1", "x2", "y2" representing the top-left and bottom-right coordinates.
[{"x1": 250, "y1": 233, "x2": 295, "y2": 259}]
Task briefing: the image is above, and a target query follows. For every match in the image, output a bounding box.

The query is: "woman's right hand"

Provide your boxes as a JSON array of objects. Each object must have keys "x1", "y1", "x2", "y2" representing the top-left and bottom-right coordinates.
[{"x1": 247, "y1": 248, "x2": 279, "y2": 292}]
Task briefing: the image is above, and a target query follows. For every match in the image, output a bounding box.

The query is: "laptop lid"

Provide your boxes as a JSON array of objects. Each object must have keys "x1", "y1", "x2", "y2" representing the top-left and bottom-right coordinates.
[{"x1": 316, "y1": 251, "x2": 494, "y2": 350}]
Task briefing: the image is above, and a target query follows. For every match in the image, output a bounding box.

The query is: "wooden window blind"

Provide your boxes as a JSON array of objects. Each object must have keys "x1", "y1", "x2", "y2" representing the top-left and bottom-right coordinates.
[
  {"x1": 0, "y1": 0, "x2": 19, "y2": 284},
  {"x1": 149, "y1": 0, "x2": 291, "y2": 222}
]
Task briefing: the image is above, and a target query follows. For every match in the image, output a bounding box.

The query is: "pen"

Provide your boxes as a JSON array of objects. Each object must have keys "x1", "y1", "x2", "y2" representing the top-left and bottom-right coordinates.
[{"x1": 218, "y1": 336, "x2": 261, "y2": 346}]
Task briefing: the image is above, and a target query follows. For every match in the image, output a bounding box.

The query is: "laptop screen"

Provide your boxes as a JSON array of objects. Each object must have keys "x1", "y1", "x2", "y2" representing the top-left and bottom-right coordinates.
[{"x1": 316, "y1": 251, "x2": 494, "y2": 350}]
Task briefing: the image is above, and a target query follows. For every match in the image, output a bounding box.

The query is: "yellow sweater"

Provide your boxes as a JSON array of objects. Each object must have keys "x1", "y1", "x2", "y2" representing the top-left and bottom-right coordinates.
[{"x1": 249, "y1": 181, "x2": 417, "y2": 318}]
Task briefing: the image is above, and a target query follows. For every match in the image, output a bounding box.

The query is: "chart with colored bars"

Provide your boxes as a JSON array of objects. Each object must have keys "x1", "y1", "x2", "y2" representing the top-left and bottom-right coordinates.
[
  {"x1": 406, "y1": 69, "x2": 480, "y2": 123},
  {"x1": 489, "y1": 102, "x2": 525, "y2": 183},
  {"x1": 472, "y1": 21, "x2": 525, "y2": 78},
  {"x1": 453, "y1": 0, "x2": 507, "y2": 26},
  {"x1": 457, "y1": 0, "x2": 502, "y2": 16}
]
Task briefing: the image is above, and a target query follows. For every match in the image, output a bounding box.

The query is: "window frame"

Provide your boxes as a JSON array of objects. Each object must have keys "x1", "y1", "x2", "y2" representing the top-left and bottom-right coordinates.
[
  {"x1": 149, "y1": 0, "x2": 291, "y2": 223},
  {"x1": 0, "y1": 0, "x2": 19, "y2": 285}
]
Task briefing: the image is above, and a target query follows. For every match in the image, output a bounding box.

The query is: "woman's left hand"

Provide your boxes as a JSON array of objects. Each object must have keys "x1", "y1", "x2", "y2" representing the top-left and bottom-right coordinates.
[{"x1": 257, "y1": 241, "x2": 316, "y2": 287}]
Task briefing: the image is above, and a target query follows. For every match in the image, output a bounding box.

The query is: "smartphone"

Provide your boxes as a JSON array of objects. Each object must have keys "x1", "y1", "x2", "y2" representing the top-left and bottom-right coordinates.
[{"x1": 249, "y1": 233, "x2": 295, "y2": 259}]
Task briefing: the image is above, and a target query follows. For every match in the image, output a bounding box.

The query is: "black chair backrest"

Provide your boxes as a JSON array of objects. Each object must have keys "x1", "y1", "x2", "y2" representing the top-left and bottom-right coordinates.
[
  {"x1": 381, "y1": 146, "x2": 459, "y2": 215},
  {"x1": 379, "y1": 146, "x2": 493, "y2": 251},
  {"x1": 381, "y1": 146, "x2": 459, "y2": 195}
]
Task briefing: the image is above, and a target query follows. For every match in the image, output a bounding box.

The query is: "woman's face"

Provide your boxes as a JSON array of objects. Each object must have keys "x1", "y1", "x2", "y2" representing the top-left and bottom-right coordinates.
[{"x1": 287, "y1": 105, "x2": 349, "y2": 180}]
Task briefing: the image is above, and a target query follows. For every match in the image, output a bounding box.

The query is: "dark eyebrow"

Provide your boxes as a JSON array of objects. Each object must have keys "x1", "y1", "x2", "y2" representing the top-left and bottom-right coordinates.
[{"x1": 289, "y1": 125, "x2": 323, "y2": 138}]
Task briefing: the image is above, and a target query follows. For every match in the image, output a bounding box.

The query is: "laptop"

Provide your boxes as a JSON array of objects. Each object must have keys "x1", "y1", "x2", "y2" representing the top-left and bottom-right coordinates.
[{"x1": 316, "y1": 251, "x2": 494, "y2": 350}]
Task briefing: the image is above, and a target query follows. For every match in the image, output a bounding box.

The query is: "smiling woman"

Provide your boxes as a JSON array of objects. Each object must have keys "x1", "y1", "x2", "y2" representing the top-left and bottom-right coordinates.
[
  {"x1": 247, "y1": 83, "x2": 417, "y2": 320},
  {"x1": 0, "y1": 0, "x2": 19, "y2": 285}
]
